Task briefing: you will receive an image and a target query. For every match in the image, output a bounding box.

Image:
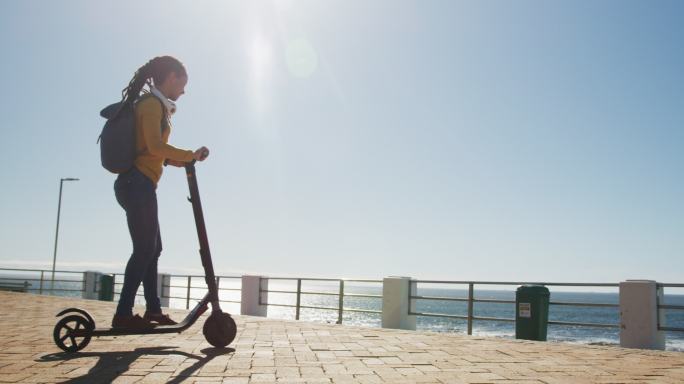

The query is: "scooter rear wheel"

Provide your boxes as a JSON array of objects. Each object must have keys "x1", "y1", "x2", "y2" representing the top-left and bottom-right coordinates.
[
  {"x1": 53, "y1": 314, "x2": 93, "y2": 353},
  {"x1": 203, "y1": 311, "x2": 237, "y2": 348}
]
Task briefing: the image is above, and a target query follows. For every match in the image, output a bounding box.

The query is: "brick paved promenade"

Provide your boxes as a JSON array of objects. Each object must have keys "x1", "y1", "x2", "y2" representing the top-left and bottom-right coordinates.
[{"x1": 1, "y1": 291, "x2": 684, "y2": 383}]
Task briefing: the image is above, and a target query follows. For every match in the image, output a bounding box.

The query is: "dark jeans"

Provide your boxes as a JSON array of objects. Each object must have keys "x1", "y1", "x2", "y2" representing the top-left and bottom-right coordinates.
[{"x1": 114, "y1": 167, "x2": 162, "y2": 316}]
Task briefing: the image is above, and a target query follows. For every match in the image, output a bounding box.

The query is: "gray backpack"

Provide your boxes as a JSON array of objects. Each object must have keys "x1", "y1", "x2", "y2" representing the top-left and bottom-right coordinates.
[{"x1": 98, "y1": 94, "x2": 164, "y2": 174}]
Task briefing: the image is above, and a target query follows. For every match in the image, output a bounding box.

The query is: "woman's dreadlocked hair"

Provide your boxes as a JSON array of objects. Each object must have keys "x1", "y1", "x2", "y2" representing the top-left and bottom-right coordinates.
[{"x1": 121, "y1": 56, "x2": 187, "y2": 104}]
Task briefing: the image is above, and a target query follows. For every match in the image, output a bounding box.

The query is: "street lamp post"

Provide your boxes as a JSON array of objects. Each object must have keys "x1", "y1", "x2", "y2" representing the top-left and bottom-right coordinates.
[{"x1": 51, "y1": 177, "x2": 79, "y2": 291}]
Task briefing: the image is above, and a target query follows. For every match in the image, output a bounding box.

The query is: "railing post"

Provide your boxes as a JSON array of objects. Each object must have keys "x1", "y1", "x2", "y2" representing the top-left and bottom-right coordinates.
[
  {"x1": 241, "y1": 275, "x2": 268, "y2": 316},
  {"x1": 619, "y1": 280, "x2": 665, "y2": 350},
  {"x1": 113, "y1": 274, "x2": 118, "y2": 299},
  {"x1": 296, "y1": 279, "x2": 302, "y2": 320},
  {"x1": 337, "y1": 280, "x2": 345, "y2": 324},
  {"x1": 186, "y1": 276, "x2": 191, "y2": 309},
  {"x1": 82, "y1": 271, "x2": 102, "y2": 300},
  {"x1": 39, "y1": 271, "x2": 44, "y2": 295},
  {"x1": 467, "y1": 283, "x2": 474, "y2": 335},
  {"x1": 381, "y1": 276, "x2": 416, "y2": 330},
  {"x1": 158, "y1": 273, "x2": 171, "y2": 308}
]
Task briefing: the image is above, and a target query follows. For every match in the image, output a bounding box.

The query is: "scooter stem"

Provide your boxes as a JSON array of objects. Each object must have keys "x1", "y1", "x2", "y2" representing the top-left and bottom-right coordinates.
[{"x1": 185, "y1": 162, "x2": 222, "y2": 311}]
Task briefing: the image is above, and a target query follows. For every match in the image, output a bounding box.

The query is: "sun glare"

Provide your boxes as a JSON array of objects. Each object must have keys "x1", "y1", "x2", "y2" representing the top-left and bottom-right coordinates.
[{"x1": 250, "y1": 35, "x2": 273, "y2": 83}]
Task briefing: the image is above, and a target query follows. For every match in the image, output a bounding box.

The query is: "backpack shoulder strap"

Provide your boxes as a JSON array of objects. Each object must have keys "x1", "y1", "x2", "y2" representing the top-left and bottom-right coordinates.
[{"x1": 135, "y1": 93, "x2": 168, "y2": 131}]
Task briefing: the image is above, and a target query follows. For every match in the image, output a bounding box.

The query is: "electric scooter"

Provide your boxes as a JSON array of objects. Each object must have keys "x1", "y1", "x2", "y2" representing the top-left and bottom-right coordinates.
[{"x1": 52, "y1": 161, "x2": 237, "y2": 352}]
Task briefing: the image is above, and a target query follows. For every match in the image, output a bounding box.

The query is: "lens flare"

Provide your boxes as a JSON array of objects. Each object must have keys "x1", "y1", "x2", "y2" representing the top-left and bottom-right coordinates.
[{"x1": 286, "y1": 38, "x2": 319, "y2": 78}]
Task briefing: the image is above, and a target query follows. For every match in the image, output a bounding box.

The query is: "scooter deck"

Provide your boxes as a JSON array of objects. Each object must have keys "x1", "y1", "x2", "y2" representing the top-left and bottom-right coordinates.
[
  {"x1": 61, "y1": 293, "x2": 212, "y2": 337},
  {"x1": 85, "y1": 321, "x2": 194, "y2": 336},
  {"x1": 70, "y1": 312, "x2": 208, "y2": 337}
]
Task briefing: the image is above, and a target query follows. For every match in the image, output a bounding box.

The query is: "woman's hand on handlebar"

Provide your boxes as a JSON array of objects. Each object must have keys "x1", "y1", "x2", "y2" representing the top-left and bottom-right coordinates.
[{"x1": 193, "y1": 147, "x2": 210, "y2": 161}]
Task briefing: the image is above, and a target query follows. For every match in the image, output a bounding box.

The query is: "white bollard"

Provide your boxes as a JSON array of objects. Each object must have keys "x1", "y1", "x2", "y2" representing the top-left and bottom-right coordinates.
[
  {"x1": 382, "y1": 276, "x2": 416, "y2": 330},
  {"x1": 241, "y1": 275, "x2": 268, "y2": 316},
  {"x1": 158, "y1": 273, "x2": 171, "y2": 308},
  {"x1": 619, "y1": 280, "x2": 666, "y2": 350},
  {"x1": 83, "y1": 271, "x2": 102, "y2": 300}
]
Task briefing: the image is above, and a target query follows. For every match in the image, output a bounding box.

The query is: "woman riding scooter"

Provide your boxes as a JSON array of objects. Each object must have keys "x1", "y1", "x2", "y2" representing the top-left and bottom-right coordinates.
[{"x1": 112, "y1": 56, "x2": 209, "y2": 329}]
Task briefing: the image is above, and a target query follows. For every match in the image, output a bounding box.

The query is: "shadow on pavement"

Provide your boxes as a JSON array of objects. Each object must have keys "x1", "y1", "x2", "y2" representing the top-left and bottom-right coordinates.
[{"x1": 38, "y1": 346, "x2": 235, "y2": 383}]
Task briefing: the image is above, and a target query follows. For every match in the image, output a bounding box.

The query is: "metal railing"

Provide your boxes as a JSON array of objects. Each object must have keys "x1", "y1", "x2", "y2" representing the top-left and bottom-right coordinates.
[
  {"x1": 410, "y1": 280, "x2": 621, "y2": 335},
  {"x1": 112, "y1": 273, "x2": 242, "y2": 309},
  {"x1": 2, "y1": 268, "x2": 683, "y2": 338},
  {"x1": 258, "y1": 277, "x2": 383, "y2": 324},
  {"x1": 0, "y1": 280, "x2": 32, "y2": 291},
  {"x1": 0, "y1": 268, "x2": 85, "y2": 294},
  {"x1": 0, "y1": 269, "x2": 243, "y2": 308},
  {"x1": 657, "y1": 283, "x2": 684, "y2": 332},
  {"x1": 164, "y1": 275, "x2": 242, "y2": 309}
]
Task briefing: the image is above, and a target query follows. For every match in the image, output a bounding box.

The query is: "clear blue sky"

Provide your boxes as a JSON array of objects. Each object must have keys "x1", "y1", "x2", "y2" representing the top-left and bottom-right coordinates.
[{"x1": 0, "y1": 0, "x2": 682, "y2": 282}]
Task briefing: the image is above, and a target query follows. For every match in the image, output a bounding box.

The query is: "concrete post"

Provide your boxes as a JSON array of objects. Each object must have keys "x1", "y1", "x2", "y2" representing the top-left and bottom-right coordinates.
[
  {"x1": 158, "y1": 273, "x2": 171, "y2": 308},
  {"x1": 619, "y1": 280, "x2": 666, "y2": 350},
  {"x1": 241, "y1": 275, "x2": 268, "y2": 316},
  {"x1": 82, "y1": 271, "x2": 102, "y2": 300},
  {"x1": 382, "y1": 276, "x2": 416, "y2": 330}
]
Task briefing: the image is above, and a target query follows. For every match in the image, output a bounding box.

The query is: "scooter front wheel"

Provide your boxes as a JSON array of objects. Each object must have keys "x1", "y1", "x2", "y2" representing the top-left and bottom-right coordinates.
[
  {"x1": 203, "y1": 311, "x2": 237, "y2": 348},
  {"x1": 53, "y1": 314, "x2": 93, "y2": 353}
]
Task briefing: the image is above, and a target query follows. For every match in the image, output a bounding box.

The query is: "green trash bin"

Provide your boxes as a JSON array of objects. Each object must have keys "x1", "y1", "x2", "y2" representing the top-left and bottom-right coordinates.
[
  {"x1": 515, "y1": 285, "x2": 550, "y2": 341},
  {"x1": 98, "y1": 274, "x2": 115, "y2": 301}
]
